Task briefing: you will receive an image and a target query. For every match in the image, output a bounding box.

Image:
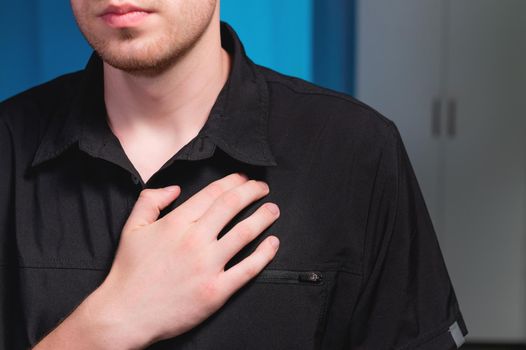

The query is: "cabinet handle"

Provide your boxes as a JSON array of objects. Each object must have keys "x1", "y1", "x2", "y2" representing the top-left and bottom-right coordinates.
[
  {"x1": 432, "y1": 97, "x2": 442, "y2": 137},
  {"x1": 447, "y1": 99, "x2": 457, "y2": 138}
]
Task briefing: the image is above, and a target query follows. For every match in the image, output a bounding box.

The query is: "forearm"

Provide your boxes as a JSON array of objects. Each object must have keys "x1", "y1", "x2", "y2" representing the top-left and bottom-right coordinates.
[{"x1": 32, "y1": 286, "x2": 145, "y2": 350}]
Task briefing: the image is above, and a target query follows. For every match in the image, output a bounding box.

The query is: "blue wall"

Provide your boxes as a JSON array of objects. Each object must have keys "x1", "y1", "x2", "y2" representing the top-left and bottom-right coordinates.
[
  {"x1": 0, "y1": 0, "x2": 355, "y2": 101},
  {"x1": 0, "y1": 2, "x2": 39, "y2": 100},
  {"x1": 221, "y1": 0, "x2": 313, "y2": 82},
  {"x1": 313, "y1": 0, "x2": 357, "y2": 95},
  {"x1": 0, "y1": 1, "x2": 91, "y2": 100}
]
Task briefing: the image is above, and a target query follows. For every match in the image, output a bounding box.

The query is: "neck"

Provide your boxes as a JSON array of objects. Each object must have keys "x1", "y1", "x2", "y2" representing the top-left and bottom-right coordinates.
[
  {"x1": 103, "y1": 21, "x2": 231, "y2": 146},
  {"x1": 101, "y1": 13, "x2": 232, "y2": 183}
]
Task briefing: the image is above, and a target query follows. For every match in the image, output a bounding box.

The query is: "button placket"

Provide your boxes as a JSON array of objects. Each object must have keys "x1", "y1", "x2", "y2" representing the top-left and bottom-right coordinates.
[{"x1": 131, "y1": 174, "x2": 140, "y2": 185}]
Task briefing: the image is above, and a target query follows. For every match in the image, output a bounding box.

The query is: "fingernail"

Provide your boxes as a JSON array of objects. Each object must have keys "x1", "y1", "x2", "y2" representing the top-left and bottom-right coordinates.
[
  {"x1": 259, "y1": 181, "x2": 269, "y2": 192},
  {"x1": 269, "y1": 236, "x2": 280, "y2": 249},
  {"x1": 266, "y1": 203, "x2": 279, "y2": 215},
  {"x1": 164, "y1": 185, "x2": 180, "y2": 192}
]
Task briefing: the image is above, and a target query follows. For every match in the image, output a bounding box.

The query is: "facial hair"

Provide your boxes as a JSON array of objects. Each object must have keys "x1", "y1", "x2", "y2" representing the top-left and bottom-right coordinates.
[{"x1": 72, "y1": 0, "x2": 217, "y2": 77}]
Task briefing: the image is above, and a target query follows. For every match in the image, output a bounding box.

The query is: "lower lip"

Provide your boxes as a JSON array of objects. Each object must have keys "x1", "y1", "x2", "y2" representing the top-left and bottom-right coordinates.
[{"x1": 101, "y1": 10, "x2": 150, "y2": 28}]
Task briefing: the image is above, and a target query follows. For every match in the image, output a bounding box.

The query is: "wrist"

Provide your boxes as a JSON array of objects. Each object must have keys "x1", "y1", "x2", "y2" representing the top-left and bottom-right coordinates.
[
  {"x1": 33, "y1": 285, "x2": 144, "y2": 350},
  {"x1": 77, "y1": 283, "x2": 149, "y2": 350}
]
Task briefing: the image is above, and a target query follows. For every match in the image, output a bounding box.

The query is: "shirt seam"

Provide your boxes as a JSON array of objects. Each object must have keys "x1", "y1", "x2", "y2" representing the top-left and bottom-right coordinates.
[
  {"x1": 1, "y1": 116, "x2": 16, "y2": 268},
  {"x1": 0, "y1": 264, "x2": 108, "y2": 272},
  {"x1": 359, "y1": 120, "x2": 400, "y2": 287},
  {"x1": 263, "y1": 76, "x2": 393, "y2": 128},
  {"x1": 1, "y1": 262, "x2": 363, "y2": 276},
  {"x1": 13, "y1": 256, "x2": 111, "y2": 271}
]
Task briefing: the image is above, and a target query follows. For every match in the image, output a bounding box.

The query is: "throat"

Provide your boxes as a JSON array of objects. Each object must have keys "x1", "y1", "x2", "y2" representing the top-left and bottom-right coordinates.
[{"x1": 118, "y1": 134, "x2": 197, "y2": 184}]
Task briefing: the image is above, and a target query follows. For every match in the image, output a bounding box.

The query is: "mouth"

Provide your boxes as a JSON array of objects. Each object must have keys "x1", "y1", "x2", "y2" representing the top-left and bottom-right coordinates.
[{"x1": 99, "y1": 4, "x2": 153, "y2": 28}]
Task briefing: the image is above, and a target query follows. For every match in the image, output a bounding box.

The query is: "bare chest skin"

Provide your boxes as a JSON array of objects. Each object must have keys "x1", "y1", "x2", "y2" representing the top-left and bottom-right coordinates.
[{"x1": 114, "y1": 127, "x2": 200, "y2": 183}]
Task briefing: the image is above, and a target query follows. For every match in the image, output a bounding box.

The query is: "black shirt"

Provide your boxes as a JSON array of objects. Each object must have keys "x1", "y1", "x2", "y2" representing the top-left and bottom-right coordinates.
[{"x1": 0, "y1": 22, "x2": 467, "y2": 349}]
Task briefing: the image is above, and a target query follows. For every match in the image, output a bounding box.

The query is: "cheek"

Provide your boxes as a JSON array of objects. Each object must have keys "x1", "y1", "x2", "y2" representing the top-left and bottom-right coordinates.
[
  {"x1": 71, "y1": 4, "x2": 94, "y2": 34},
  {"x1": 70, "y1": 1, "x2": 88, "y2": 21}
]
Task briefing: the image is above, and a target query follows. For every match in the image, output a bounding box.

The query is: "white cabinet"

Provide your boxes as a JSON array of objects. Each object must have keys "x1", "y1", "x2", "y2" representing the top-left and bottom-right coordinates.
[
  {"x1": 356, "y1": 0, "x2": 526, "y2": 342},
  {"x1": 355, "y1": 0, "x2": 444, "y2": 233}
]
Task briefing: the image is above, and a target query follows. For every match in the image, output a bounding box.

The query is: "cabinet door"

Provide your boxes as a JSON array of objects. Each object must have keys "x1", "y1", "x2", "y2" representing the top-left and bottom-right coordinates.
[
  {"x1": 355, "y1": 0, "x2": 445, "y2": 234},
  {"x1": 444, "y1": 0, "x2": 526, "y2": 341}
]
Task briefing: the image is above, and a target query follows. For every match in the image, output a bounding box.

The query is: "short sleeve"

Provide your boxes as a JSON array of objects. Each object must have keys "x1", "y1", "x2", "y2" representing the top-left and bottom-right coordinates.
[{"x1": 348, "y1": 121, "x2": 468, "y2": 349}]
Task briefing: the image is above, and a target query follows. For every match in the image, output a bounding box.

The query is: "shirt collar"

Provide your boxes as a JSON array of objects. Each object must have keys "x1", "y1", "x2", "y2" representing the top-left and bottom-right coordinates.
[{"x1": 31, "y1": 21, "x2": 277, "y2": 169}]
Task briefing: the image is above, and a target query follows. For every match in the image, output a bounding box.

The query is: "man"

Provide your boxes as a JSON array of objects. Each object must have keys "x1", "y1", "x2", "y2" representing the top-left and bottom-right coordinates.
[{"x1": 0, "y1": 0, "x2": 467, "y2": 349}]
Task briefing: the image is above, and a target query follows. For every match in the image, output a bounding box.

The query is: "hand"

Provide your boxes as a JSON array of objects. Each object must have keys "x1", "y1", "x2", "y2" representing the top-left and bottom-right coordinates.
[{"x1": 83, "y1": 173, "x2": 280, "y2": 349}]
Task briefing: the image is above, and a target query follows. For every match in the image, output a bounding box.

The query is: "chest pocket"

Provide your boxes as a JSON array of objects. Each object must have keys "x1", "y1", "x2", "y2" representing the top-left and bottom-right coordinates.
[{"x1": 149, "y1": 268, "x2": 335, "y2": 350}]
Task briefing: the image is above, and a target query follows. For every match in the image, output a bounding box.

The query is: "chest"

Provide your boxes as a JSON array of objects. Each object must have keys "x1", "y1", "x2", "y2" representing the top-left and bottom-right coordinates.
[
  {"x1": 118, "y1": 134, "x2": 198, "y2": 184},
  {"x1": 9, "y1": 154, "x2": 366, "y2": 349}
]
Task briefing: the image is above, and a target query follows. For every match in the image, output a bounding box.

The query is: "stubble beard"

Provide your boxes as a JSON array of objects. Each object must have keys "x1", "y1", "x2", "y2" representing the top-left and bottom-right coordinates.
[
  {"x1": 84, "y1": 26, "x2": 200, "y2": 78},
  {"x1": 71, "y1": 0, "x2": 219, "y2": 77},
  {"x1": 72, "y1": 0, "x2": 218, "y2": 77}
]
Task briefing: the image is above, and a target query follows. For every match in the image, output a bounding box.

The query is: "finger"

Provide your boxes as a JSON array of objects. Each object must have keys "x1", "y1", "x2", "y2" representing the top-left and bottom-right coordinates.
[
  {"x1": 124, "y1": 186, "x2": 181, "y2": 230},
  {"x1": 163, "y1": 172, "x2": 248, "y2": 225},
  {"x1": 218, "y1": 236, "x2": 279, "y2": 296},
  {"x1": 214, "y1": 202, "x2": 280, "y2": 266},
  {"x1": 192, "y1": 179, "x2": 270, "y2": 240}
]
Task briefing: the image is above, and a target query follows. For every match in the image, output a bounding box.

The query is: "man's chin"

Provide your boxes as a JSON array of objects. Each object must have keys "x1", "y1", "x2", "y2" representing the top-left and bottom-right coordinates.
[{"x1": 101, "y1": 53, "x2": 177, "y2": 77}]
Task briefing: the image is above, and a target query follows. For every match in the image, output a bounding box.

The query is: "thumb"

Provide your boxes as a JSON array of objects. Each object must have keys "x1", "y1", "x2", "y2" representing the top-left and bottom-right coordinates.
[{"x1": 124, "y1": 186, "x2": 181, "y2": 230}]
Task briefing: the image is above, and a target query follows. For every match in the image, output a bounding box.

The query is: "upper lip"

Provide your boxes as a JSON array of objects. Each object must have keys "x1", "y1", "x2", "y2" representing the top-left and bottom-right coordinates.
[{"x1": 99, "y1": 4, "x2": 151, "y2": 16}]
